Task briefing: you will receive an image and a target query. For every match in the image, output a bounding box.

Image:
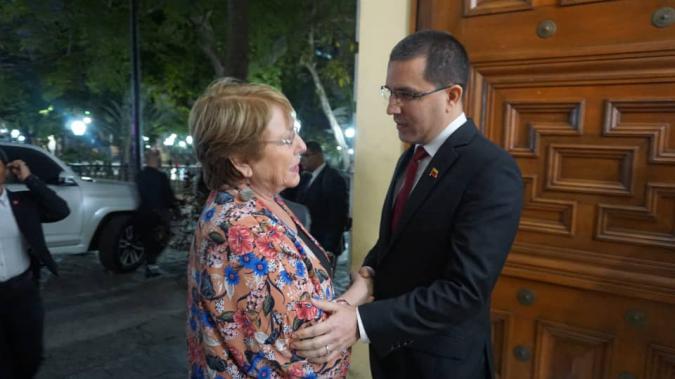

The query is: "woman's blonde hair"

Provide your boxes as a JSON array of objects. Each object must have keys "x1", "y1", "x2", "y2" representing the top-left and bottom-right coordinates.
[{"x1": 189, "y1": 78, "x2": 293, "y2": 190}]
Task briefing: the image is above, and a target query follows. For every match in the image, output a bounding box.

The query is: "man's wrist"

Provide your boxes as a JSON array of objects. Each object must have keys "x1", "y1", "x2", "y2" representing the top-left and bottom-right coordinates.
[{"x1": 335, "y1": 298, "x2": 351, "y2": 306}]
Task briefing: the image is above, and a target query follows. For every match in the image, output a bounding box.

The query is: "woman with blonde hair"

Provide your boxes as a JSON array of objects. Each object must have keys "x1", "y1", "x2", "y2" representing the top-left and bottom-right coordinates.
[{"x1": 186, "y1": 78, "x2": 370, "y2": 378}]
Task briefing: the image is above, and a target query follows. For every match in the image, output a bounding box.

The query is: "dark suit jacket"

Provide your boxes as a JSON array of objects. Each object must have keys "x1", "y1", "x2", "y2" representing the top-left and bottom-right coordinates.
[
  {"x1": 296, "y1": 165, "x2": 349, "y2": 255},
  {"x1": 359, "y1": 119, "x2": 523, "y2": 379},
  {"x1": 7, "y1": 175, "x2": 70, "y2": 280}
]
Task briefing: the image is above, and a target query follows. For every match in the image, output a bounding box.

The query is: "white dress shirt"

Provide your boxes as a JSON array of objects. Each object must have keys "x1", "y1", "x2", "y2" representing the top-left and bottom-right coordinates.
[
  {"x1": 356, "y1": 113, "x2": 467, "y2": 343},
  {"x1": 0, "y1": 188, "x2": 30, "y2": 282},
  {"x1": 392, "y1": 113, "x2": 468, "y2": 199},
  {"x1": 306, "y1": 162, "x2": 326, "y2": 188}
]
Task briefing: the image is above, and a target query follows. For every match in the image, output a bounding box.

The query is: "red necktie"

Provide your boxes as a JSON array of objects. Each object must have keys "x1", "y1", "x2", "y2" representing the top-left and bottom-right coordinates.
[{"x1": 391, "y1": 146, "x2": 428, "y2": 231}]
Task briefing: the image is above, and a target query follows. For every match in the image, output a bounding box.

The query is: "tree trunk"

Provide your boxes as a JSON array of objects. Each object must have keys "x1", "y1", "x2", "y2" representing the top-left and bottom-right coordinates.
[
  {"x1": 303, "y1": 61, "x2": 350, "y2": 170},
  {"x1": 191, "y1": 13, "x2": 226, "y2": 77},
  {"x1": 225, "y1": 0, "x2": 248, "y2": 80}
]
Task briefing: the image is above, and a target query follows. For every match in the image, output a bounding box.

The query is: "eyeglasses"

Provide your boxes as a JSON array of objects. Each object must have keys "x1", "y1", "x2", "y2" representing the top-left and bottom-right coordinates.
[
  {"x1": 380, "y1": 84, "x2": 454, "y2": 103},
  {"x1": 264, "y1": 126, "x2": 299, "y2": 147}
]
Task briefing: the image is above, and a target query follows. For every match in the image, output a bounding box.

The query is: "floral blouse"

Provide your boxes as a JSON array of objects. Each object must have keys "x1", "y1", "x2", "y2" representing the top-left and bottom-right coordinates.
[{"x1": 187, "y1": 190, "x2": 350, "y2": 378}]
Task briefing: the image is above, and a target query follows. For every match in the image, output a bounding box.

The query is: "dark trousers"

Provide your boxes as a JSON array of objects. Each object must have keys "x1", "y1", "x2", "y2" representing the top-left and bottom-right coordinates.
[
  {"x1": 0, "y1": 270, "x2": 44, "y2": 379},
  {"x1": 369, "y1": 344, "x2": 490, "y2": 379},
  {"x1": 135, "y1": 209, "x2": 171, "y2": 265}
]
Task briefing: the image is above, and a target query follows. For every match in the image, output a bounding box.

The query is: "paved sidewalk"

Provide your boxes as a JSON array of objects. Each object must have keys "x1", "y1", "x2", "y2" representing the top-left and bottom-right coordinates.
[
  {"x1": 36, "y1": 247, "x2": 358, "y2": 378},
  {"x1": 38, "y1": 249, "x2": 187, "y2": 379}
]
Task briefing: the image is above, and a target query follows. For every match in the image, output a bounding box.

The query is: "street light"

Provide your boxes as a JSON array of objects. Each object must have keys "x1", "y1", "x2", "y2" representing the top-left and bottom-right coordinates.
[
  {"x1": 344, "y1": 127, "x2": 355, "y2": 139},
  {"x1": 163, "y1": 134, "x2": 176, "y2": 146},
  {"x1": 291, "y1": 110, "x2": 302, "y2": 132},
  {"x1": 47, "y1": 135, "x2": 57, "y2": 153},
  {"x1": 69, "y1": 120, "x2": 87, "y2": 136}
]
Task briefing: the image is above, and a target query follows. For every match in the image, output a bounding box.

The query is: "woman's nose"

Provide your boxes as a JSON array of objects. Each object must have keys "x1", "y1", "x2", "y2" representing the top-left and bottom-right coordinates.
[{"x1": 295, "y1": 135, "x2": 307, "y2": 154}]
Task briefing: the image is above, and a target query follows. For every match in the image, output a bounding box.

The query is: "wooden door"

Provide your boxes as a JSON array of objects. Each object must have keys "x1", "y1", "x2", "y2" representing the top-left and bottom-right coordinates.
[{"x1": 414, "y1": 1, "x2": 675, "y2": 378}]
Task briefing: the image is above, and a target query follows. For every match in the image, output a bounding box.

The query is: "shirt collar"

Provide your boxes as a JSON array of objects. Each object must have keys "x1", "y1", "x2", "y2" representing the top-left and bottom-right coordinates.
[
  {"x1": 311, "y1": 162, "x2": 326, "y2": 179},
  {"x1": 420, "y1": 113, "x2": 467, "y2": 158},
  {"x1": 0, "y1": 187, "x2": 8, "y2": 207}
]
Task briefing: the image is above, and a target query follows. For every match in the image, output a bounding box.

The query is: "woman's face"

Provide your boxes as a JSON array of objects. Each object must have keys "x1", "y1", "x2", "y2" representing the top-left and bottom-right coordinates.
[{"x1": 248, "y1": 105, "x2": 306, "y2": 196}]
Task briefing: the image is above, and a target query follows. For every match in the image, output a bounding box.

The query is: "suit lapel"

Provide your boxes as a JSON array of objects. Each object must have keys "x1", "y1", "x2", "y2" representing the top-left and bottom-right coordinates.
[
  {"x1": 7, "y1": 190, "x2": 36, "y2": 257},
  {"x1": 276, "y1": 196, "x2": 333, "y2": 274},
  {"x1": 297, "y1": 167, "x2": 324, "y2": 203},
  {"x1": 380, "y1": 148, "x2": 414, "y2": 244},
  {"x1": 7, "y1": 190, "x2": 27, "y2": 234},
  {"x1": 386, "y1": 121, "x2": 478, "y2": 249}
]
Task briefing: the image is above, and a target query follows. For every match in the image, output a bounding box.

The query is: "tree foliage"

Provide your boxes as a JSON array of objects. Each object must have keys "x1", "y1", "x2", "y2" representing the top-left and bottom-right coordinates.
[{"x1": 0, "y1": 0, "x2": 356, "y2": 168}]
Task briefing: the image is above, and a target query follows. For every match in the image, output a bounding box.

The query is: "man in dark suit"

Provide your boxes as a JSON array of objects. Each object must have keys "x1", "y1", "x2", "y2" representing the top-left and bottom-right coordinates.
[
  {"x1": 135, "y1": 148, "x2": 176, "y2": 278},
  {"x1": 0, "y1": 147, "x2": 70, "y2": 378},
  {"x1": 295, "y1": 141, "x2": 349, "y2": 260},
  {"x1": 292, "y1": 30, "x2": 523, "y2": 379}
]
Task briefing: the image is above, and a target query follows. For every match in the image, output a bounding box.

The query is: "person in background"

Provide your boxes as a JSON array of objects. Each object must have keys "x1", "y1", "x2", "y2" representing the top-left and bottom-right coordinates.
[
  {"x1": 295, "y1": 141, "x2": 349, "y2": 267},
  {"x1": 186, "y1": 78, "x2": 371, "y2": 378},
  {"x1": 135, "y1": 148, "x2": 177, "y2": 278},
  {"x1": 0, "y1": 148, "x2": 70, "y2": 378},
  {"x1": 291, "y1": 30, "x2": 523, "y2": 379}
]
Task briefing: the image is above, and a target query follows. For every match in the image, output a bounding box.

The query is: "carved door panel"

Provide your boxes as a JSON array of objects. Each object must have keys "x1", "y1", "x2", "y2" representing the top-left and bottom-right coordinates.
[{"x1": 415, "y1": 1, "x2": 675, "y2": 378}]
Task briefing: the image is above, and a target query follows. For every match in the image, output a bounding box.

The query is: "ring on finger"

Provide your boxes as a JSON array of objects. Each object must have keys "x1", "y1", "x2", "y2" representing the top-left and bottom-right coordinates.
[{"x1": 324, "y1": 345, "x2": 329, "y2": 356}]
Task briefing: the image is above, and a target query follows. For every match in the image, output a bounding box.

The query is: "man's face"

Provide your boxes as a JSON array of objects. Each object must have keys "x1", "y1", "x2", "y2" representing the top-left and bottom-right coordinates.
[
  {"x1": 385, "y1": 56, "x2": 453, "y2": 145},
  {"x1": 0, "y1": 161, "x2": 6, "y2": 188},
  {"x1": 300, "y1": 150, "x2": 321, "y2": 172}
]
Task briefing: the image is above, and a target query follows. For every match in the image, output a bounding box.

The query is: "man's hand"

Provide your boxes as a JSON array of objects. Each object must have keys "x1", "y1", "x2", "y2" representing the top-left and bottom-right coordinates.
[
  {"x1": 291, "y1": 299, "x2": 359, "y2": 363},
  {"x1": 340, "y1": 266, "x2": 375, "y2": 306},
  {"x1": 7, "y1": 160, "x2": 31, "y2": 182},
  {"x1": 359, "y1": 265, "x2": 375, "y2": 279}
]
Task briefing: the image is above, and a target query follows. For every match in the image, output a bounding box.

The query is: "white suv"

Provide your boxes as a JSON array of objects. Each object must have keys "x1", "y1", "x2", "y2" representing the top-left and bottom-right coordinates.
[{"x1": 1, "y1": 142, "x2": 146, "y2": 273}]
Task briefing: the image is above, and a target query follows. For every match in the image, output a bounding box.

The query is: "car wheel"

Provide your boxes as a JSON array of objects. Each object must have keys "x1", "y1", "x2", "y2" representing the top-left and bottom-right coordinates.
[{"x1": 98, "y1": 214, "x2": 145, "y2": 273}]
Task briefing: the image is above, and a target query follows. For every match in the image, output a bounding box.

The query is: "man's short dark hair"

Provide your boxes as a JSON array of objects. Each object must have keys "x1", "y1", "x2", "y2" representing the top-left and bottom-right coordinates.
[
  {"x1": 305, "y1": 141, "x2": 323, "y2": 155},
  {"x1": 389, "y1": 29, "x2": 469, "y2": 90},
  {"x1": 0, "y1": 147, "x2": 8, "y2": 166}
]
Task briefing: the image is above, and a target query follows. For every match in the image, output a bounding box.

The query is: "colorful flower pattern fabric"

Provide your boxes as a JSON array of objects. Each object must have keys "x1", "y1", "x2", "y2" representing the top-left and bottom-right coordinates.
[{"x1": 187, "y1": 191, "x2": 350, "y2": 378}]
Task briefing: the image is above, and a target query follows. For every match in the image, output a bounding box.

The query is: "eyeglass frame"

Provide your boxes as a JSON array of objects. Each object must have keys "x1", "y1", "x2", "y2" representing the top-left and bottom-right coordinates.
[
  {"x1": 263, "y1": 125, "x2": 300, "y2": 147},
  {"x1": 380, "y1": 84, "x2": 456, "y2": 103}
]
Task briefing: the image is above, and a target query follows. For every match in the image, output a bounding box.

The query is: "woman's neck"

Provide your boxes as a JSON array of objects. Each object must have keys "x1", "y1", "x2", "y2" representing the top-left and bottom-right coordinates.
[{"x1": 248, "y1": 184, "x2": 276, "y2": 203}]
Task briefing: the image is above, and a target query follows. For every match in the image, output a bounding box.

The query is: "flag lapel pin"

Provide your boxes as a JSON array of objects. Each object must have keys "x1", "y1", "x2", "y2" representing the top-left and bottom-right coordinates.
[{"x1": 429, "y1": 168, "x2": 439, "y2": 178}]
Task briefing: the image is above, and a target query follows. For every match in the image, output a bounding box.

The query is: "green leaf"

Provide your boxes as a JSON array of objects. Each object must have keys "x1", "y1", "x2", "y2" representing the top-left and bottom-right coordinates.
[
  {"x1": 292, "y1": 317, "x2": 304, "y2": 331},
  {"x1": 208, "y1": 232, "x2": 225, "y2": 244},
  {"x1": 219, "y1": 311, "x2": 235, "y2": 322},
  {"x1": 263, "y1": 295, "x2": 274, "y2": 315},
  {"x1": 316, "y1": 269, "x2": 329, "y2": 282}
]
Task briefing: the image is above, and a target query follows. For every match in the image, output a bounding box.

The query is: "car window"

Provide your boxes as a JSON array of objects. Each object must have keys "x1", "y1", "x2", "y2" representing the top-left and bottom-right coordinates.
[{"x1": 2, "y1": 145, "x2": 64, "y2": 185}]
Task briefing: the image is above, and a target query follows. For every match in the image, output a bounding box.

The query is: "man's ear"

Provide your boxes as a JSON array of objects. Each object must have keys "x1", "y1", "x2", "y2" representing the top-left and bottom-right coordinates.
[
  {"x1": 446, "y1": 84, "x2": 463, "y2": 107},
  {"x1": 230, "y1": 155, "x2": 253, "y2": 179}
]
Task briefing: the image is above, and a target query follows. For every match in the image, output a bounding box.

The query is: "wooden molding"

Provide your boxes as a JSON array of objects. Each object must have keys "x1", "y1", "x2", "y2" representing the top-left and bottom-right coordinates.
[
  {"x1": 503, "y1": 100, "x2": 584, "y2": 158},
  {"x1": 604, "y1": 99, "x2": 675, "y2": 164},
  {"x1": 546, "y1": 144, "x2": 637, "y2": 196},
  {"x1": 596, "y1": 183, "x2": 675, "y2": 249},
  {"x1": 491, "y1": 310, "x2": 513, "y2": 379},
  {"x1": 463, "y1": 0, "x2": 532, "y2": 17},
  {"x1": 559, "y1": 0, "x2": 615, "y2": 5},
  {"x1": 646, "y1": 344, "x2": 675, "y2": 379},
  {"x1": 520, "y1": 175, "x2": 576, "y2": 236},
  {"x1": 534, "y1": 320, "x2": 614, "y2": 379},
  {"x1": 504, "y1": 243, "x2": 675, "y2": 305}
]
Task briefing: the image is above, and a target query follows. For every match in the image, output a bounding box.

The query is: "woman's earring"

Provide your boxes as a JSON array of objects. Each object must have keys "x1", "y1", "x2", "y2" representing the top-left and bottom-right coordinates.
[{"x1": 238, "y1": 186, "x2": 253, "y2": 202}]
